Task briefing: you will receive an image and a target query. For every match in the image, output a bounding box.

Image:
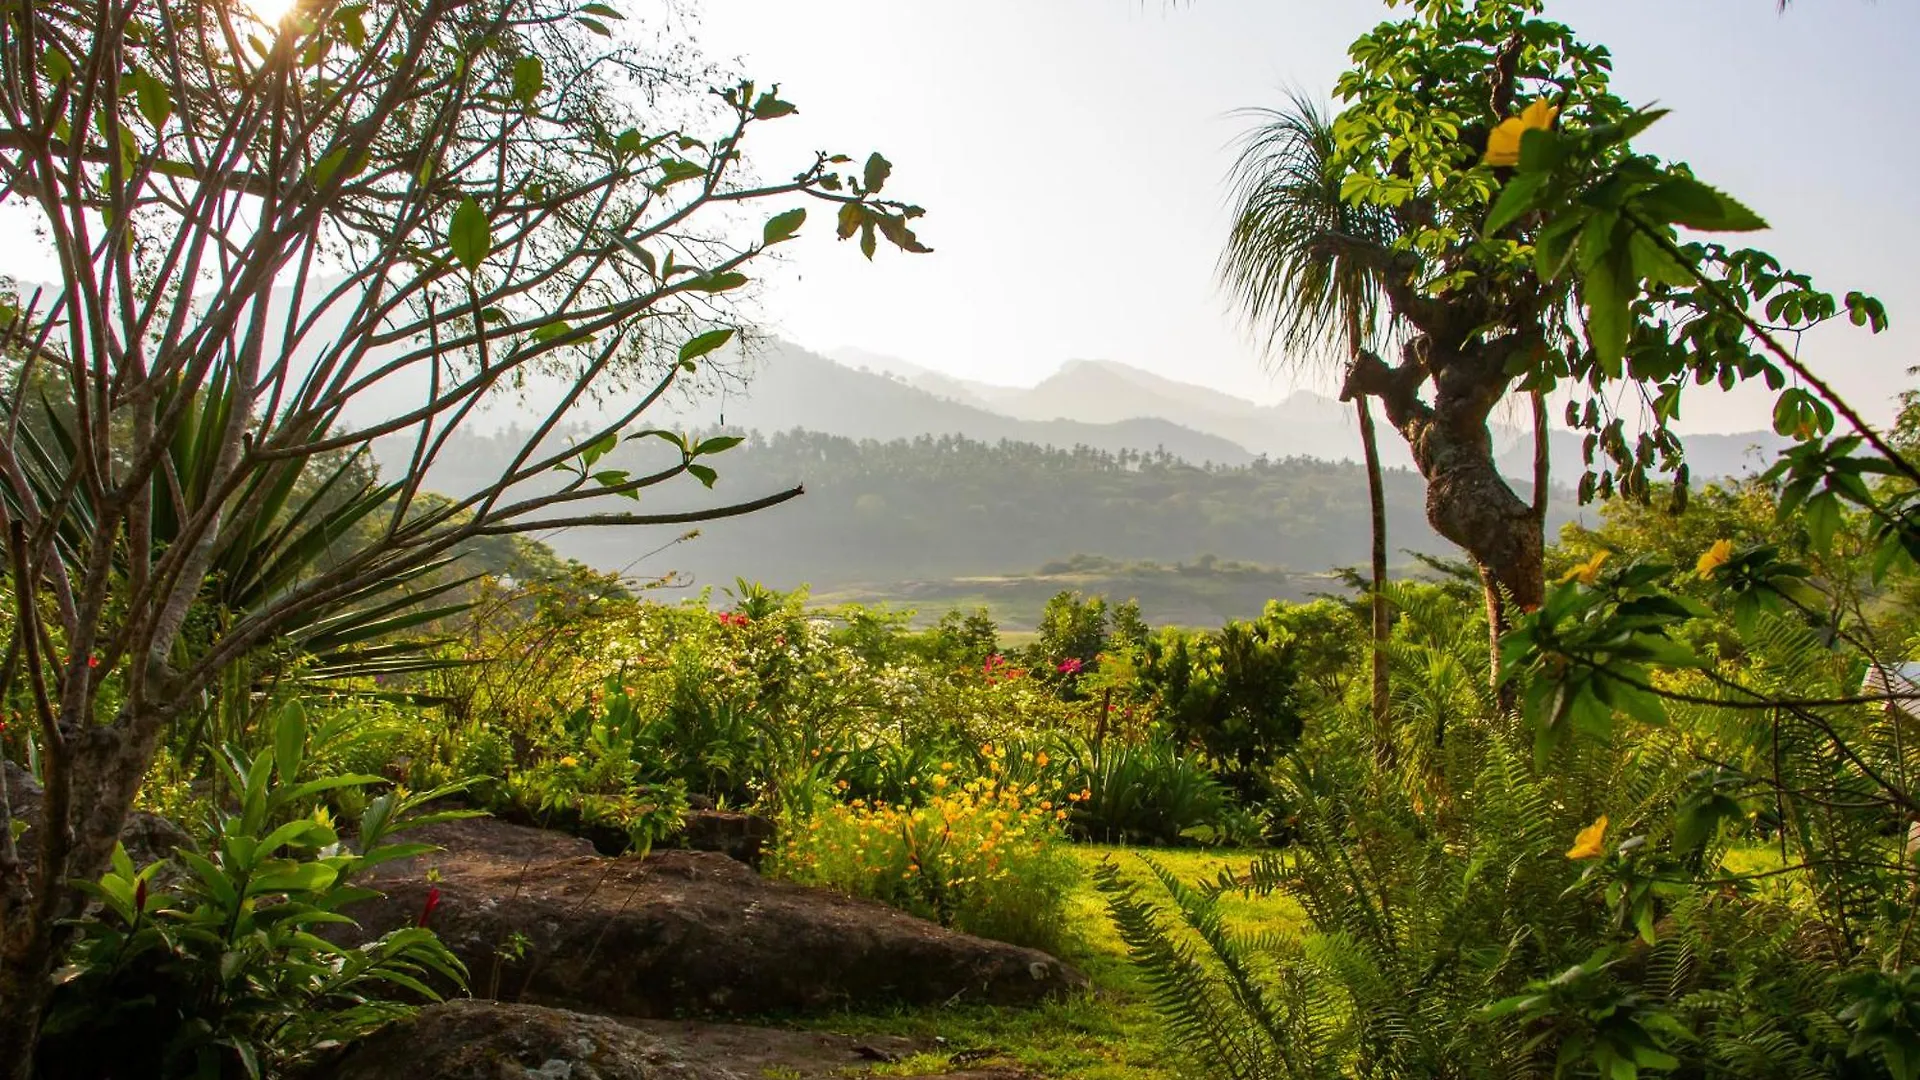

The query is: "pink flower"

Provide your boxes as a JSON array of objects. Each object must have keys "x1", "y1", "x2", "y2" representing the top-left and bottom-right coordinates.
[
  {"x1": 1057, "y1": 658, "x2": 1084, "y2": 675},
  {"x1": 417, "y1": 886, "x2": 442, "y2": 927}
]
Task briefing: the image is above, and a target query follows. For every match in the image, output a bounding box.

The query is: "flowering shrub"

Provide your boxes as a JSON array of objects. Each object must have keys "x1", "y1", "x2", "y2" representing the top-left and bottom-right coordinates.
[{"x1": 770, "y1": 752, "x2": 1078, "y2": 953}]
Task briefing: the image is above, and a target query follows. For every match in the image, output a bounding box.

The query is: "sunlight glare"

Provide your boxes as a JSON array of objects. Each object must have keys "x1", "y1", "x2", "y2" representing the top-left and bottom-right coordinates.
[{"x1": 246, "y1": 0, "x2": 297, "y2": 25}]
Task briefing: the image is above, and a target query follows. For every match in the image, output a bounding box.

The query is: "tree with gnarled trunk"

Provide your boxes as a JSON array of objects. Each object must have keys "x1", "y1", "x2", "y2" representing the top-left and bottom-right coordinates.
[
  {"x1": 0, "y1": 0, "x2": 927, "y2": 1068},
  {"x1": 1312, "y1": 0, "x2": 1883, "y2": 676}
]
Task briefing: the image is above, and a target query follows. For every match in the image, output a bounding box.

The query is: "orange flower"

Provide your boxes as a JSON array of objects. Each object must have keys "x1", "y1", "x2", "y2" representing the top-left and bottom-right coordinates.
[
  {"x1": 1696, "y1": 539, "x2": 1735, "y2": 578},
  {"x1": 1484, "y1": 98, "x2": 1558, "y2": 167},
  {"x1": 1565, "y1": 815, "x2": 1609, "y2": 860},
  {"x1": 1558, "y1": 549, "x2": 1610, "y2": 586}
]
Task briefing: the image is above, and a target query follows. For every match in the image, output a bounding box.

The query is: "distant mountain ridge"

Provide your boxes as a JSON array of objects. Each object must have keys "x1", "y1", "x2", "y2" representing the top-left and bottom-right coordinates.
[{"x1": 823, "y1": 345, "x2": 1790, "y2": 483}]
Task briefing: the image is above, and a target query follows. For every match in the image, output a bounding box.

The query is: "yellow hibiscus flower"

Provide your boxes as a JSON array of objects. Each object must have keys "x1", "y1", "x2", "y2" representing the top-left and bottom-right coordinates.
[
  {"x1": 1558, "y1": 549, "x2": 1610, "y2": 586},
  {"x1": 1565, "y1": 815, "x2": 1609, "y2": 860},
  {"x1": 1696, "y1": 539, "x2": 1735, "y2": 578},
  {"x1": 1484, "y1": 98, "x2": 1559, "y2": 167}
]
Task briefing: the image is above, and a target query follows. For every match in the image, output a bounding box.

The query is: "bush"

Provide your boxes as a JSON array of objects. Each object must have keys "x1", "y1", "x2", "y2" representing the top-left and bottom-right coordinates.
[
  {"x1": 769, "y1": 760, "x2": 1079, "y2": 954},
  {"x1": 37, "y1": 705, "x2": 469, "y2": 1079},
  {"x1": 1057, "y1": 736, "x2": 1238, "y2": 846}
]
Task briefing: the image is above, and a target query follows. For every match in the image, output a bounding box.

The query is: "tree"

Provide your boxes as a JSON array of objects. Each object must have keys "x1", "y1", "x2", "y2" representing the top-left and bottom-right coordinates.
[
  {"x1": 0, "y1": 0, "x2": 927, "y2": 1067},
  {"x1": 1220, "y1": 93, "x2": 1396, "y2": 767},
  {"x1": 1317, "y1": 0, "x2": 1881, "y2": 674}
]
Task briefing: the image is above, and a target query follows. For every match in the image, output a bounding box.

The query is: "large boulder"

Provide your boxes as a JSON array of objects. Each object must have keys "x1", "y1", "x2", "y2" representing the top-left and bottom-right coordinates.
[
  {"x1": 341, "y1": 817, "x2": 1087, "y2": 1016},
  {"x1": 314, "y1": 1000, "x2": 739, "y2": 1080},
  {"x1": 314, "y1": 1001, "x2": 1033, "y2": 1080},
  {"x1": 673, "y1": 810, "x2": 774, "y2": 867},
  {"x1": 4, "y1": 760, "x2": 191, "y2": 874}
]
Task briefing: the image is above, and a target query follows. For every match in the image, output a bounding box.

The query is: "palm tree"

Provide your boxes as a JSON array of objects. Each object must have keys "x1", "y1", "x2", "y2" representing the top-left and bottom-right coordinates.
[{"x1": 1220, "y1": 93, "x2": 1398, "y2": 769}]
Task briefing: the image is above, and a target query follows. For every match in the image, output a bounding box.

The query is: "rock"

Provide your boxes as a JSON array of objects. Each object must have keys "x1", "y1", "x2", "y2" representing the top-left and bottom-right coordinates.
[
  {"x1": 674, "y1": 810, "x2": 773, "y2": 867},
  {"x1": 3, "y1": 760, "x2": 191, "y2": 873},
  {"x1": 313, "y1": 1000, "x2": 740, "y2": 1080},
  {"x1": 340, "y1": 817, "x2": 1088, "y2": 1016},
  {"x1": 314, "y1": 1001, "x2": 1036, "y2": 1080}
]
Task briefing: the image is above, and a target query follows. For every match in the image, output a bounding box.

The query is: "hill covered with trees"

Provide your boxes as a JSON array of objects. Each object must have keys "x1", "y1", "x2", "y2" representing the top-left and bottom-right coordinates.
[{"x1": 386, "y1": 427, "x2": 1580, "y2": 618}]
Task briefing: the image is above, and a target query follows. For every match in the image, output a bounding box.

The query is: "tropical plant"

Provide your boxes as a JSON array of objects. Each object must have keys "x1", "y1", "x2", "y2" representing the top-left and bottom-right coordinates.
[
  {"x1": 35, "y1": 704, "x2": 472, "y2": 1079},
  {"x1": 1222, "y1": 91, "x2": 1398, "y2": 767},
  {"x1": 0, "y1": 0, "x2": 927, "y2": 1065},
  {"x1": 1317, "y1": 0, "x2": 1882, "y2": 665}
]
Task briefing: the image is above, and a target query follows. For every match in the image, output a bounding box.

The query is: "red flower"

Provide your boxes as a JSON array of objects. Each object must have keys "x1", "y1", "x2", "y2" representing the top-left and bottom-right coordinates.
[
  {"x1": 716, "y1": 612, "x2": 750, "y2": 628},
  {"x1": 416, "y1": 886, "x2": 442, "y2": 927},
  {"x1": 86, "y1": 655, "x2": 100, "y2": 669},
  {"x1": 134, "y1": 878, "x2": 148, "y2": 913},
  {"x1": 1056, "y1": 658, "x2": 1084, "y2": 675}
]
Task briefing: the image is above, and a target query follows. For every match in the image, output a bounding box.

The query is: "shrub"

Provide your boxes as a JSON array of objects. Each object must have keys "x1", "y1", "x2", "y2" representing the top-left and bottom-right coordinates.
[
  {"x1": 1056, "y1": 736, "x2": 1237, "y2": 846},
  {"x1": 769, "y1": 760, "x2": 1079, "y2": 954},
  {"x1": 37, "y1": 706, "x2": 469, "y2": 1079}
]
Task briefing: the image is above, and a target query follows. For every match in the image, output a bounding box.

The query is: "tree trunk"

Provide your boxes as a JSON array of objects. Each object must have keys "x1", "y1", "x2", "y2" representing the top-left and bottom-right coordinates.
[
  {"x1": 1354, "y1": 395, "x2": 1394, "y2": 770},
  {"x1": 1344, "y1": 338, "x2": 1546, "y2": 681}
]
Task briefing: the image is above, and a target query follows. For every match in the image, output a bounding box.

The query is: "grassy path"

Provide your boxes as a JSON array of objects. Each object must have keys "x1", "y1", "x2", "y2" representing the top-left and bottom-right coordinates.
[{"x1": 801, "y1": 845, "x2": 1305, "y2": 1080}]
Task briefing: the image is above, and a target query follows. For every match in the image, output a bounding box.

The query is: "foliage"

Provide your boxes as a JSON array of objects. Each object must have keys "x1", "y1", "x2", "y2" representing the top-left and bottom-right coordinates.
[
  {"x1": 771, "y1": 753, "x2": 1079, "y2": 953},
  {"x1": 0, "y1": 0, "x2": 929, "y2": 1063},
  {"x1": 37, "y1": 705, "x2": 470, "y2": 1079},
  {"x1": 418, "y1": 429, "x2": 1482, "y2": 606}
]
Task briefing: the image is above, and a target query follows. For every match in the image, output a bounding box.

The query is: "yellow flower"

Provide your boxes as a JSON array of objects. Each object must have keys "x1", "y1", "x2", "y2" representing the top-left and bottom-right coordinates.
[
  {"x1": 559, "y1": 755, "x2": 579, "y2": 767},
  {"x1": 1565, "y1": 815, "x2": 1609, "y2": 860},
  {"x1": 1558, "y1": 549, "x2": 1610, "y2": 586},
  {"x1": 1696, "y1": 538, "x2": 1735, "y2": 578},
  {"x1": 1034, "y1": 751, "x2": 1050, "y2": 768},
  {"x1": 1483, "y1": 98, "x2": 1559, "y2": 167}
]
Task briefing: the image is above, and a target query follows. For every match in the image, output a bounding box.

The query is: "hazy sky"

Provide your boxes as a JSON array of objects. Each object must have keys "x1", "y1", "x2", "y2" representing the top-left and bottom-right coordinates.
[
  {"x1": 2, "y1": 2, "x2": 1910, "y2": 437},
  {"x1": 693, "y1": 0, "x2": 1919, "y2": 433}
]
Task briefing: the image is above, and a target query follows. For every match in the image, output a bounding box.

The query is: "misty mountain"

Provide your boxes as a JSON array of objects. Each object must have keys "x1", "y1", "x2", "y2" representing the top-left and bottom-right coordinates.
[
  {"x1": 661, "y1": 342, "x2": 1255, "y2": 466},
  {"x1": 825, "y1": 347, "x2": 1791, "y2": 484}
]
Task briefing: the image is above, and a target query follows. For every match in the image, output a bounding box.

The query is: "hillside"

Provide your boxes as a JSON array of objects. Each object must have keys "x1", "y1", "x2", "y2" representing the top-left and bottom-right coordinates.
[{"x1": 377, "y1": 427, "x2": 1582, "y2": 621}]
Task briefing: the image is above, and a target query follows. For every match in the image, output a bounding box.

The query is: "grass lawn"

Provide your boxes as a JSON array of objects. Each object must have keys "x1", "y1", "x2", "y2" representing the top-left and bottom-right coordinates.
[{"x1": 797, "y1": 844, "x2": 1306, "y2": 1080}]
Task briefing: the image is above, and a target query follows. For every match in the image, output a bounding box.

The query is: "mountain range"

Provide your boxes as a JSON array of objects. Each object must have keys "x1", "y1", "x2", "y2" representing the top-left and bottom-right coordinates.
[{"x1": 653, "y1": 340, "x2": 1789, "y2": 486}]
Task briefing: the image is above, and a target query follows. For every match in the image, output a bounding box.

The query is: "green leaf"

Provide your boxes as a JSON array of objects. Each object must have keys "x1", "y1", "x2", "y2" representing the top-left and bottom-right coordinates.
[
  {"x1": 1582, "y1": 250, "x2": 1632, "y2": 371},
  {"x1": 530, "y1": 320, "x2": 572, "y2": 343},
  {"x1": 579, "y1": 2, "x2": 624, "y2": 17},
  {"x1": 678, "y1": 328, "x2": 735, "y2": 364},
  {"x1": 752, "y1": 92, "x2": 798, "y2": 120},
  {"x1": 686, "y1": 463, "x2": 718, "y2": 488},
  {"x1": 273, "y1": 701, "x2": 305, "y2": 784},
  {"x1": 449, "y1": 197, "x2": 491, "y2": 271},
  {"x1": 1638, "y1": 176, "x2": 1768, "y2": 233},
  {"x1": 581, "y1": 431, "x2": 617, "y2": 468},
  {"x1": 762, "y1": 207, "x2": 806, "y2": 246},
  {"x1": 657, "y1": 159, "x2": 706, "y2": 187},
  {"x1": 1486, "y1": 170, "x2": 1549, "y2": 234},
  {"x1": 1534, "y1": 213, "x2": 1583, "y2": 281},
  {"x1": 859, "y1": 221, "x2": 877, "y2": 260},
  {"x1": 687, "y1": 271, "x2": 748, "y2": 293},
  {"x1": 576, "y1": 15, "x2": 613, "y2": 36},
  {"x1": 693, "y1": 435, "x2": 744, "y2": 456},
  {"x1": 248, "y1": 861, "x2": 340, "y2": 896},
  {"x1": 836, "y1": 202, "x2": 864, "y2": 240},
  {"x1": 862, "y1": 152, "x2": 892, "y2": 194},
  {"x1": 129, "y1": 67, "x2": 172, "y2": 129},
  {"x1": 511, "y1": 56, "x2": 544, "y2": 105}
]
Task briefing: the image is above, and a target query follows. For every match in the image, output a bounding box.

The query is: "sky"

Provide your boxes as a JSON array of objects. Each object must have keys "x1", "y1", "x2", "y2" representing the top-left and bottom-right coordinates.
[
  {"x1": 688, "y1": 0, "x2": 1920, "y2": 433},
  {"x1": 2, "y1": 1, "x2": 1911, "y2": 437}
]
